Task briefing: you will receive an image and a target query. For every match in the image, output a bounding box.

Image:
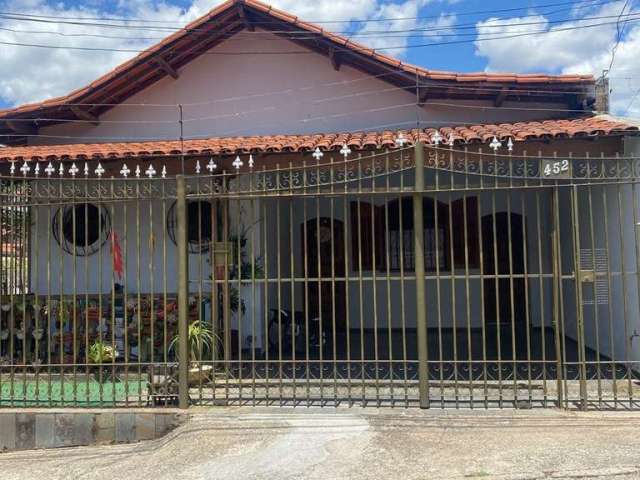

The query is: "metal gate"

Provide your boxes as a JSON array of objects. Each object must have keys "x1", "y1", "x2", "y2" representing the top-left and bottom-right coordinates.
[
  {"x1": 186, "y1": 144, "x2": 640, "y2": 409},
  {"x1": 1, "y1": 144, "x2": 639, "y2": 409}
]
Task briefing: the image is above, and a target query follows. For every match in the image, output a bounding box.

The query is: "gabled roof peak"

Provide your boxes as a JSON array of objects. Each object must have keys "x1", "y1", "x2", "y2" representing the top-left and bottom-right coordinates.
[{"x1": 0, "y1": 0, "x2": 595, "y2": 144}]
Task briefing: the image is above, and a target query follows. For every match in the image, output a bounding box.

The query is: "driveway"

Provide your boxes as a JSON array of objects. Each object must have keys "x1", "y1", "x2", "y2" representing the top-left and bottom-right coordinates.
[{"x1": 2, "y1": 407, "x2": 640, "y2": 479}]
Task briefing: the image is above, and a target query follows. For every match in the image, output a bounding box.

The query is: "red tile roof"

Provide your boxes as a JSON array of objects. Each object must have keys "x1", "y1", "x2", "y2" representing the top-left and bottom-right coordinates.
[
  {"x1": 0, "y1": 116, "x2": 635, "y2": 162},
  {"x1": 0, "y1": 0, "x2": 594, "y2": 125}
]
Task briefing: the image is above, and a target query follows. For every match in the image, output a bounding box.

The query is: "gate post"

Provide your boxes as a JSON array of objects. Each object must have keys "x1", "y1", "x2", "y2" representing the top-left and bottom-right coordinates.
[
  {"x1": 176, "y1": 175, "x2": 190, "y2": 409},
  {"x1": 413, "y1": 142, "x2": 430, "y2": 408}
]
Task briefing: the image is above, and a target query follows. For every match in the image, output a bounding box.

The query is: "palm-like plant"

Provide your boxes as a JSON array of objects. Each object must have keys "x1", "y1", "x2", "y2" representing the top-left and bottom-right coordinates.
[{"x1": 169, "y1": 321, "x2": 216, "y2": 366}]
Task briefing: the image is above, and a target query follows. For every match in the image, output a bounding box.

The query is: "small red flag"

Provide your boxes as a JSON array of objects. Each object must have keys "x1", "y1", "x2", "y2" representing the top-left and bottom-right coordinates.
[{"x1": 111, "y1": 231, "x2": 123, "y2": 280}]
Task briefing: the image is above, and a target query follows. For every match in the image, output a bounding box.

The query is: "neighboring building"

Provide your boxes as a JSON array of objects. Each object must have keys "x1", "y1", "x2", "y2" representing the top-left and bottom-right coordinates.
[{"x1": 0, "y1": 0, "x2": 639, "y2": 408}]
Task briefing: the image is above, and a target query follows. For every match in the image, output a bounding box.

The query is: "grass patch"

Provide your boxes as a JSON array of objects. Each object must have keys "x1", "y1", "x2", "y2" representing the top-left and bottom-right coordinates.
[{"x1": 0, "y1": 377, "x2": 144, "y2": 407}]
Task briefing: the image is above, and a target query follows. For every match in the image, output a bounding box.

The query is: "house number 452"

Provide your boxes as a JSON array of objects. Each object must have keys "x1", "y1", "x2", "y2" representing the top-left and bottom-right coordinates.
[{"x1": 542, "y1": 159, "x2": 570, "y2": 178}]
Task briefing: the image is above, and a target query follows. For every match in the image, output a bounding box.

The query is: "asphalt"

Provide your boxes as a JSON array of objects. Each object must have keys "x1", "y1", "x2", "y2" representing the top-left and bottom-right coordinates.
[{"x1": 2, "y1": 407, "x2": 640, "y2": 479}]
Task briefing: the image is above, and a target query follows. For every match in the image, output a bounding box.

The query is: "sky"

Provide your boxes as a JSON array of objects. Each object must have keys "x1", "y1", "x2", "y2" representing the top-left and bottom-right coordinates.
[{"x1": 0, "y1": 0, "x2": 638, "y2": 116}]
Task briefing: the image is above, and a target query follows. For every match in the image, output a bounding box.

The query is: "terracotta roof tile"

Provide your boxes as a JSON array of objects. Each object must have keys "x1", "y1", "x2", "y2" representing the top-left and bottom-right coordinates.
[{"x1": 0, "y1": 116, "x2": 635, "y2": 163}]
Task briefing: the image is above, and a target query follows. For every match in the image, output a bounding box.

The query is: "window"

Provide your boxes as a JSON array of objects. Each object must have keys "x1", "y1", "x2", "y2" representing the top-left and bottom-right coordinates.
[
  {"x1": 167, "y1": 200, "x2": 217, "y2": 254},
  {"x1": 53, "y1": 203, "x2": 111, "y2": 256},
  {"x1": 350, "y1": 196, "x2": 480, "y2": 272}
]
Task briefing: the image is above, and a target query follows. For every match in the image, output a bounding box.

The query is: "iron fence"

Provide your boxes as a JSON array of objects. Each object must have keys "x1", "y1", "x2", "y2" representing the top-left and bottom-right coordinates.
[{"x1": 0, "y1": 143, "x2": 639, "y2": 409}]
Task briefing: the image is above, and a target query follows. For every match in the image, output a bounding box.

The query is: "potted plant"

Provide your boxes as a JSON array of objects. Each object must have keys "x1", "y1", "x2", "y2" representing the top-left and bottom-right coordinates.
[
  {"x1": 169, "y1": 320, "x2": 217, "y2": 385},
  {"x1": 87, "y1": 341, "x2": 119, "y2": 383}
]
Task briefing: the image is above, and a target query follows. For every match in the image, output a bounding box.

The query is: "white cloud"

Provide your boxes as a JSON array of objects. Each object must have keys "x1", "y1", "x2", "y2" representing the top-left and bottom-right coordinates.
[
  {"x1": 474, "y1": 3, "x2": 640, "y2": 117},
  {"x1": 356, "y1": 1, "x2": 456, "y2": 54}
]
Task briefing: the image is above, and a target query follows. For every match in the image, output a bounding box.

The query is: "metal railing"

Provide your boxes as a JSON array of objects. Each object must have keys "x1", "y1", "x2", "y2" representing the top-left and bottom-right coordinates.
[{"x1": 0, "y1": 143, "x2": 640, "y2": 409}]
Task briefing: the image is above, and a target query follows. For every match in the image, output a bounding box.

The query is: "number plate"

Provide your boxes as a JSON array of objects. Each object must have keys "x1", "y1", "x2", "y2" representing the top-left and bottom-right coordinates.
[{"x1": 541, "y1": 158, "x2": 571, "y2": 178}]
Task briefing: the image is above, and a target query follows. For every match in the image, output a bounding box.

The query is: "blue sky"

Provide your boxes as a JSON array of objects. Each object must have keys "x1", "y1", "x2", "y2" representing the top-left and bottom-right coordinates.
[{"x1": 0, "y1": 0, "x2": 638, "y2": 115}]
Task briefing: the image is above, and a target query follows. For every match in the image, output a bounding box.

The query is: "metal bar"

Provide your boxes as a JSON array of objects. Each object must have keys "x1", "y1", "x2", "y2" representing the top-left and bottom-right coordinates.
[
  {"x1": 176, "y1": 175, "x2": 189, "y2": 409},
  {"x1": 414, "y1": 142, "x2": 429, "y2": 409}
]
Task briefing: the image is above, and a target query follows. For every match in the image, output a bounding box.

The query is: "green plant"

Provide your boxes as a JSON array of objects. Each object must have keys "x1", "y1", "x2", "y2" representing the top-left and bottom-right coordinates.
[
  {"x1": 87, "y1": 341, "x2": 118, "y2": 364},
  {"x1": 169, "y1": 321, "x2": 216, "y2": 365}
]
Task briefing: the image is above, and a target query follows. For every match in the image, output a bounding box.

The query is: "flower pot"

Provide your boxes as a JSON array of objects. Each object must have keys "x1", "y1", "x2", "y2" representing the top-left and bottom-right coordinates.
[{"x1": 188, "y1": 364, "x2": 213, "y2": 386}]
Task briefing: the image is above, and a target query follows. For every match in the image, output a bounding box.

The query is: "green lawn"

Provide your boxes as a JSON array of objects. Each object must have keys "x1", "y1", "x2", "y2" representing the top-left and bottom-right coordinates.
[{"x1": 0, "y1": 377, "x2": 144, "y2": 407}]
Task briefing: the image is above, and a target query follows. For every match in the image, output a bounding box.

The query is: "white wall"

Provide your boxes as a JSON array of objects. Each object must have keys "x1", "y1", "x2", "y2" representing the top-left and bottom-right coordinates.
[
  {"x1": 34, "y1": 29, "x2": 569, "y2": 145},
  {"x1": 29, "y1": 181, "x2": 265, "y2": 350}
]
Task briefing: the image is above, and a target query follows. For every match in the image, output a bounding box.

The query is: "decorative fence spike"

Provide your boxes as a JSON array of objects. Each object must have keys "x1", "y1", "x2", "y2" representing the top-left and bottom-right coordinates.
[
  {"x1": 58, "y1": 163, "x2": 65, "y2": 176},
  {"x1": 248, "y1": 154, "x2": 254, "y2": 169},
  {"x1": 84, "y1": 162, "x2": 89, "y2": 176},
  {"x1": 340, "y1": 144, "x2": 351, "y2": 159},
  {"x1": 448, "y1": 135, "x2": 455, "y2": 147},
  {"x1": 135, "y1": 165, "x2": 141, "y2": 178},
  {"x1": 233, "y1": 155, "x2": 243, "y2": 170},
  {"x1": 432, "y1": 131, "x2": 442, "y2": 146},
  {"x1": 395, "y1": 133, "x2": 408, "y2": 148},
  {"x1": 145, "y1": 164, "x2": 156, "y2": 178},
  {"x1": 195, "y1": 160, "x2": 201, "y2": 174},
  {"x1": 34, "y1": 162, "x2": 40, "y2": 177},
  {"x1": 489, "y1": 136, "x2": 502, "y2": 152},
  {"x1": 69, "y1": 163, "x2": 79, "y2": 177},
  {"x1": 312, "y1": 147, "x2": 324, "y2": 161},
  {"x1": 207, "y1": 158, "x2": 217, "y2": 172},
  {"x1": 20, "y1": 162, "x2": 30, "y2": 176},
  {"x1": 161, "y1": 165, "x2": 167, "y2": 178},
  {"x1": 507, "y1": 137, "x2": 514, "y2": 152},
  {"x1": 10, "y1": 162, "x2": 15, "y2": 176},
  {"x1": 45, "y1": 162, "x2": 55, "y2": 176},
  {"x1": 95, "y1": 163, "x2": 105, "y2": 177},
  {"x1": 120, "y1": 164, "x2": 130, "y2": 177}
]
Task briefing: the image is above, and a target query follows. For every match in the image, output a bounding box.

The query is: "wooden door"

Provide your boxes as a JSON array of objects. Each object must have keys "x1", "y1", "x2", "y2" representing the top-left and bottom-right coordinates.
[{"x1": 303, "y1": 218, "x2": 346, "y2": 331}]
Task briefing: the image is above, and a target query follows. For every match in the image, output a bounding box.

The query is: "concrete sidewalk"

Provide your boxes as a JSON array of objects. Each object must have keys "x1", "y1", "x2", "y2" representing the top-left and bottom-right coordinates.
[{"x1": 2, "y1": 407, "x2": 640, "y2": 479}]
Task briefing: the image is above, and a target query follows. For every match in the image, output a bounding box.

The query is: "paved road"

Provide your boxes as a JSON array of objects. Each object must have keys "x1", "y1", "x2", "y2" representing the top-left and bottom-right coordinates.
[{"x1": 2, "y1": 407, "x2": 640, "y2": 479}]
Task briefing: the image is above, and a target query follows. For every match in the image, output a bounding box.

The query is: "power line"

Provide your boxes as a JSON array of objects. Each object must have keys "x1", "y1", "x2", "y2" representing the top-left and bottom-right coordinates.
[
  {"x1": 604, "y1": 0, "x2": 631, "y2": 77},
  {"x1": 0, "y1": 0, "x2": 618, "y2": 28},
  {"x1": 0, "y1": 4, "x2": 629, "y2": 38},
  {"x1": 0, "y1": 8, "x2": 634, "y2": 42},
  {"x1": 0, "y1": 15, "x2": 637, "y2": 55}
]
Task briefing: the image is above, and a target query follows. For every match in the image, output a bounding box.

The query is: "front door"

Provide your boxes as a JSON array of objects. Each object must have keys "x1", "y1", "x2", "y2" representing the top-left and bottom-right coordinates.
[{"x1": 303, "y1": 218, "x2": 346, "y2": 331}]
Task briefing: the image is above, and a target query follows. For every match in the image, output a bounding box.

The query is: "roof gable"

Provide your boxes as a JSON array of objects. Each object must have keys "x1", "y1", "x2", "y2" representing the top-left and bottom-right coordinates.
[{"x1": 0, "y1": 0, "x2": 596, "y2": 144}]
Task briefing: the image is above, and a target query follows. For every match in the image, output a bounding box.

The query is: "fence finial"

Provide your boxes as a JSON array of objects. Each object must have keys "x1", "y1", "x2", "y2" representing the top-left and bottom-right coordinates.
[
  {"x1": 340, "y1": 144, "x2": 351, "y2": 159},
  {"x1": 312, "y1": 147, "x2": 324, "y2": 161},
  {"x1": 161, "y1": 165, "x2": 167, "y2": 178},
  {"x1": 145, "y1": 164, "x2": 157, "y2": 178},
  {"x1": 69, "y1": 163, "x2": 79, "y2": 177},
  {"x1": 58, "y1": 163, "x2": 65, "y2": 176},
  {"x1": 20, "y1": 162, "x2": 30, "y2": 176},
  {"x1": 233, "y1": 155, "x2": 243, "y2": 170},
  {"x1": 248, "y1": 154, "x2": 254, "y2": 169},
  {"x1": 207, "y1": 158, "x2": 217, "y2": 172},
  {"x1": 120, "y1": 164, "x2": 130, "y2": 178},
  {"x1": 490, "y1": 136, "x2": 502, "y2": 152},
  {"x1": 84, "y1": 162, "x2": 89, "y2": 177},
  {"x1": 45, "y1": 162, "x2": 54, "y2": 177},
  {"x1": 135, "y1": 165, "x2": 141, "y2": 178},
  {"x1": 34, "y1": 162, "x2": 40, "y2": 177},
  {"x1": 9, "y1": 161, "x2": 15, "y2": 176},
  {"x1": 95, "y1": 163, "x2": 105, "y2": 177},
  {"x1": 395, "y1": 133, "x2": 408, "y2": 148}
]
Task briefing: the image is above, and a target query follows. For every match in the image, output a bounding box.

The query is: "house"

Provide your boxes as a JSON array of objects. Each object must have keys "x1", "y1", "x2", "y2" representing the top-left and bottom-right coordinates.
[{"x1": 0, "y1": 0, "x2": 639, "y2": 409}]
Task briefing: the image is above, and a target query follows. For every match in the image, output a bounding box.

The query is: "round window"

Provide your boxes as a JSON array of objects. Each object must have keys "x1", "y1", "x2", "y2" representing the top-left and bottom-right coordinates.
[
  {"x1": 52, "y1": 204, "x2": 111, "y2": 256},
  {"x1": 167, "y1": 200, "x2": 215, "y2": 254}
]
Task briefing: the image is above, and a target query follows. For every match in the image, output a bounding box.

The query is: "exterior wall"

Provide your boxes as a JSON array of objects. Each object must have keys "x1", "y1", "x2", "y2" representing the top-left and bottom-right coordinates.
[
  {"x1": 34, "y1": 30, "x2": 569, "y2": 146},
  {"x1": 263, "y1": 188, "x2": 553, "y2": 333},
  {"x1": 29, "y1": 185, "x2": 264, "y2": 351}
]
